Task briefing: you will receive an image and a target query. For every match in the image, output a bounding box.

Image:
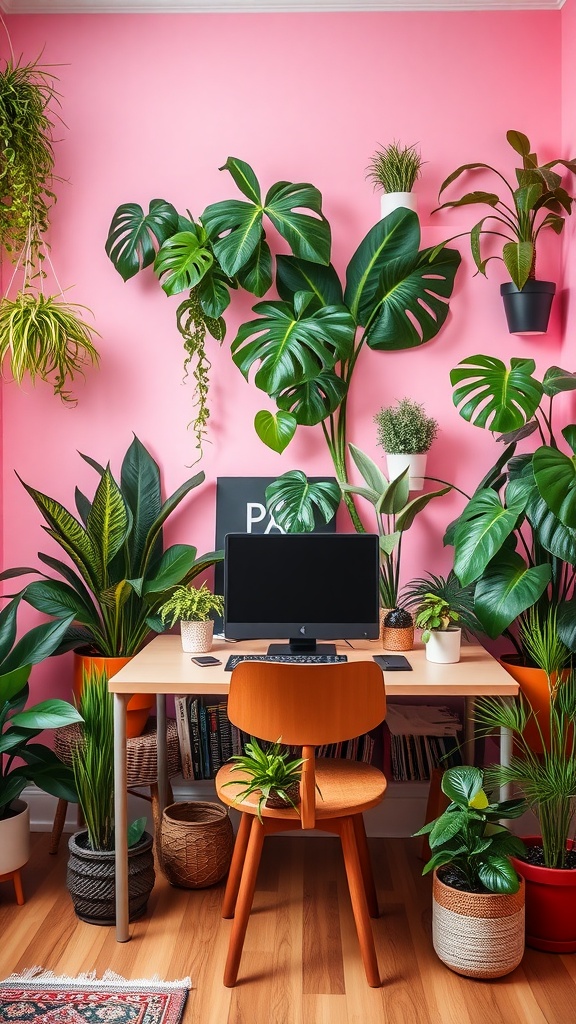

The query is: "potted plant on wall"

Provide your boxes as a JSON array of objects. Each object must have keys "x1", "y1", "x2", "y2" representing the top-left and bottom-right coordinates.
[
  {"x1": 0, "y1": 435, "x2": 223, "y2": 736},
  {"x1": 374, "y1": 397, "x2": 439, "y2": 491},
  {"x1": 67, "y1": 667, "x2": 155, "y2": 924},
  {"x1": 158, "y1": 582, "x2": 225, "y2": 653},
  {"x1": 0, "y1": 596, "x2": 81, "y2": 895},
  {"x1": 415, "y1": 765, "x2": 526, "y2": 978},
  {"x1": 414, "y1": 594, "x2": 462, "y2": 664},
  {"x1": 366, "y1": 140, "x2": 424, "y2": 219},
  {"x1": 433, "y1": 129, "x2": 576, "y2": 335},
  {"x1": 474, "y1": 609, "x2": 576, "y2": 952}
]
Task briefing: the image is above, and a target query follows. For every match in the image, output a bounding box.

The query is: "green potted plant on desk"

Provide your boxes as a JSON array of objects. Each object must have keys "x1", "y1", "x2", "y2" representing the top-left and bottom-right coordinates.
[
  {"x1": 414, "y1": 594, "x2": 462, "y2": 664},
  {"x1": 433, "y1": 129, "x2": 576, "y2": 334},
  {"x1": 474, "y1": 608, "x2": 576, "y2": 952},
  {"x1": 67, "y1": 667, "x2": 155, "y2": 925},
  {"x1": 0, "y1": 597, "x2": 81, "y2": 896},
  {"x1": 374, "y1": 396, "x2": 439, "y2": 491},
  {"x1": 158, "y1": 582, "x2": 225, "y2": 653},
  {"x1": 0, "y1": 434, "x2": 223, "y2": 736},
  {"x1": 415, "y1": 765, "x2": 526, "y2": 978}
]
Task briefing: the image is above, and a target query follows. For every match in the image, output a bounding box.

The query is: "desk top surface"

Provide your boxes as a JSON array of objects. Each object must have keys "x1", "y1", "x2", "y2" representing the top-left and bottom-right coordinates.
[{"x1": 108, "y1": 635, "x2": 519, "y2": 698}]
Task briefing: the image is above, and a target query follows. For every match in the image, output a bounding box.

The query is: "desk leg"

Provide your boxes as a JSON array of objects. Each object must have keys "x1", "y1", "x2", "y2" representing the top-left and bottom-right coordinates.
[
  {"x1": 114, "y1": 692, "x2": 131, "y2": 942},
  {"x1": 463, "y1": 697, "x2": 476, "y2": 765},
  {"x1": 156, "y1": 693, "x2": 168, "y2": 814},
  {"x1": 499, "y1": 712, "x2": 513, "y2": 801}
]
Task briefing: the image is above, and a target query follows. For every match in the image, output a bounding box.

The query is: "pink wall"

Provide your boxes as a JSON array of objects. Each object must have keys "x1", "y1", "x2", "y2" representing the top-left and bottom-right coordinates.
[{"x1": 1, "y1": 10, "x2": 567, "y2": 699}]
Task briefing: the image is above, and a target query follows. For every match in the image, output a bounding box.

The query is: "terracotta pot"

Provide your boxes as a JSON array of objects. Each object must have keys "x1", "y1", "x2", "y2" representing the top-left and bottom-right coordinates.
[
  {"x1": 180, "y1": 619, "x2": 214, "y2": 654},
  {"x1": 0, "y1": 800, "x2": 30, "y2": 875},
  {"x1": 381, "y1": 625, "x2": 414, "y2": 652},
  {"x1": 499, "y1": 657, "x2": 568, "y2": 754},
  {"x1": 73, "y1": 652, "x2": 154, "y2": 738},
  {"x1": 432, "y1": 870, "x2": 525, "y2": 978},
  {"x1": 511, "y1": 836, "x2": 576, "y2": 952}
]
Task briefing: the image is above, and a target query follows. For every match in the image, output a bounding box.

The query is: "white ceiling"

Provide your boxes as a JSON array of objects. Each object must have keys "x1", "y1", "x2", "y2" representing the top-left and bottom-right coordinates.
[{"x1": 0, "y1": 0, "x2": 567, "y2": 13}]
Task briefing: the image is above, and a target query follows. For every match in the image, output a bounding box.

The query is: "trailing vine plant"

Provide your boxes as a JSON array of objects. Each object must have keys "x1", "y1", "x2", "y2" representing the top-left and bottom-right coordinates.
[
  {"x1": 177, "y1": 284, "x2": 225, "y2": 460},
  {"x1": 0, "y1": 25, "x2": 100, "y2": 402}
]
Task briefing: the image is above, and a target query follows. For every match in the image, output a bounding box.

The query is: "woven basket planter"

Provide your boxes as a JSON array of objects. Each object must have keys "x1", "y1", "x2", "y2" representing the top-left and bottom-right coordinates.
[
  {"x1": 432, "y1": 870, "x2": 525, "y2": 978},
  {"x1": 180, "y1": 620, "x2": 214, "y2": 653},
  {"x1": 67, "y1": 829, "x2": 155, "y2": 925},
  {"x1": 381, "y1": 625, "x2": 414, "y2": 651},
  {"x1": 160, "y1": 801, "x2": 234, "y2": 888},
  {"x1": 265, "y1": 781, "x2": 301, "y2": 810}
]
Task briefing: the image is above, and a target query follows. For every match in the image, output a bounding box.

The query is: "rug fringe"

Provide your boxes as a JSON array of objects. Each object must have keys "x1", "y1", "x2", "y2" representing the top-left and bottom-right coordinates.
[{"x1": 0, "y1": 968, "x2": 192, "y2": 992}]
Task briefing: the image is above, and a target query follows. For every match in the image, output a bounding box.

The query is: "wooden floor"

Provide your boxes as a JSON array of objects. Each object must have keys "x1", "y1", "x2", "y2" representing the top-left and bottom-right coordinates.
[{"x1": 0, "y1": 833, "x2": 575, "y2": 1024}]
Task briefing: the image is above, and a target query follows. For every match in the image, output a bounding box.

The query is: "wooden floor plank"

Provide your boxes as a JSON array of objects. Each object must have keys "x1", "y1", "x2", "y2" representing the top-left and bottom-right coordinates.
[{"x1": 0, "y1": 833, "x2": 574, "y2": 1024}]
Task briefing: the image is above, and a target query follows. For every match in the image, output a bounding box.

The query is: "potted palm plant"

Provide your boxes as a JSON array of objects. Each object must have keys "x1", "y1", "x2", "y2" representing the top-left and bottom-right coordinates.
[
  {"x1": 0, "y1": 435, "x2": 223, "y2": 735},
  {"x1": 415, "y1": 765, "x2": 526, "y2": 978},
  {"x1": 434, "y1": 129, "x2": 576, "y2": 334},
  {"x1": 475, "y1": 608, "x2": 576, "y2": 952},
  {"x1": 402, "y1": 569, "x2": 483, "y2": 640},
  {"x1": 366, "y1": 141, "x2": 424, "y2": 219},
  {"x1": 0, "y1": 596, "x2": 81, "y2": 885},
  {"x1": 221, "y1": 737, "x2": 307, "y2": 822},
  {"x1": 67, "y1": 667, "x2": 155, "y2": 925},
  {"x1": 158, "y1": 583, "x2": 225, "y2": 653},
  {"x1": 374, "y1": 397, "x2": 439, "y2": 491}
]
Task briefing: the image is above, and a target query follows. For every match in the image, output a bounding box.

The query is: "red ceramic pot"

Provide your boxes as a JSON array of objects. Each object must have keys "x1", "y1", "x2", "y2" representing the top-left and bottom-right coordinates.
[{"x1": 511, "y1": 836, "x2": 576, "y2": 952}]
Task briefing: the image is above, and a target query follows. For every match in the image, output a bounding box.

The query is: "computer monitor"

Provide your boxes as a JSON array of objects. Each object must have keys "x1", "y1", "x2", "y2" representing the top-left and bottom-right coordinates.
[{"x1": 224, "y1": 532, "x2": 380, "y2": 656}]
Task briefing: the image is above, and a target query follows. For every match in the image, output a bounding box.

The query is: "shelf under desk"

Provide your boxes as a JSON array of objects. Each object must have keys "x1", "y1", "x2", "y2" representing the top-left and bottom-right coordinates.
[{"x1": 108, "y1": 634, "x2": 519, "y2": 942}]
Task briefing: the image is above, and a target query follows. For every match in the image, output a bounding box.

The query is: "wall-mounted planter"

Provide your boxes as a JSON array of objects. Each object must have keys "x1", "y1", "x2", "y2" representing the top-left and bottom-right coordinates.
[
  {"x1": 500, "y1": 280, "x2": 556, "y2": 335},
  {"x1": 380, "y1": 192, "x2": 417, "y2": 220},
  {"x1": 386, "y1": 452, "x2": 427, "y2": 491}
]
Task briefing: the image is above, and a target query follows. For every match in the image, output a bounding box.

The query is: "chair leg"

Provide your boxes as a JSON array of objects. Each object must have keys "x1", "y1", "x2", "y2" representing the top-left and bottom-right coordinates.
[
  {"x1": 49, "y1": 799, "x2": 68, "y2": 855},
  {"x1": 12, "y1": 869, "x2": 24, "y2": 906},
  {"x1": 223, "y1": 816, "x2": 265, "y2": 988},
  {"x1": 222, "y1": 812, "x2": 252, "y2": 920},
  {"x1": 339, "y1": 817, "x2": 380, "y2": 988},
  {"x1": 352, "y1": 814, "x2": 379, "y2": 918}
]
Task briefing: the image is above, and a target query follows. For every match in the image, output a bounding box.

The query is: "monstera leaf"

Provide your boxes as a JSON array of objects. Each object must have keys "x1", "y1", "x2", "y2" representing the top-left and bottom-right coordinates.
[
  {"x1": 276, "y1": 255, "x2": 344, "y2": 308},
  {"x1": 453, "y1": 489, "x2": 526, "y2": 587},
  {"x1": 105, "y1": 199, "x2": 180, "y2": 281},
  {"x1": 533, "y1": 436, "x2": 576, "y2": 528},
  {"x1": 231, "y1": 294, "x2": 355, "y2": 397},
  {"x1": 201, "y1": 157, "x2": 331, "y2": 279},
  {"x1": 154, "y1": 231, "x2": 214, "y2": 296},
  {"x1": 451, "y1": 356, "x2": 543, "y2": 433},
  {"x1": 275, "y1": 371, "x2": 348, "y2": 426},
  {"x1": 265, "y1": 472, "x2": 340, "y2": 533}
]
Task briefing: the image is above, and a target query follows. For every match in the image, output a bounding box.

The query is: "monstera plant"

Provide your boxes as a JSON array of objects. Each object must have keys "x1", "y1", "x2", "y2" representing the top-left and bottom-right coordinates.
[
  {"x1": 106, "y1": 158, "x2": 461, "y2": 529},
  {"x1": 445, "y1": 355, "x2": 576, "y2": 661}
]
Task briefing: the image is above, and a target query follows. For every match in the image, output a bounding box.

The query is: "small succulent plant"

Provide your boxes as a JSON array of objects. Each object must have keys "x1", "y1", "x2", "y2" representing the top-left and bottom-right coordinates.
[{"x1": 384, "y1": 607, "x2": 413, "y2": 629}]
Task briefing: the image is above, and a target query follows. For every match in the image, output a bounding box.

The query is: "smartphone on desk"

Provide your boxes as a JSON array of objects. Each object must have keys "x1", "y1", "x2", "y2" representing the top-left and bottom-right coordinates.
[{"x1": 190, "y1": 656, "x2": 222, "y2": 667}]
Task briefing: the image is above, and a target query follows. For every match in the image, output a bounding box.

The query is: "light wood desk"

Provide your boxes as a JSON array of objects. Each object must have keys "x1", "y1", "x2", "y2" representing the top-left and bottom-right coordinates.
[{"x1": 108, "y1": 634, "x2": 519, "y2": 942}]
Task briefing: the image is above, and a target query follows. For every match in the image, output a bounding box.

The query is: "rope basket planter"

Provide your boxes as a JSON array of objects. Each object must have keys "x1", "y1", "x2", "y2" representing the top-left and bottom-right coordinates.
[
  {"x1": 160, "y1": 801, "x2": 234, "y2": 889},
  {"x1": 432, "y1": 870, "x2": 525, "y2": 978},
  {"x1": 55, "y1": 719, "x2": 181, "y2": 786},
  {"x1": 67, "y1": 830, "x2": 155, "y2": 925}
]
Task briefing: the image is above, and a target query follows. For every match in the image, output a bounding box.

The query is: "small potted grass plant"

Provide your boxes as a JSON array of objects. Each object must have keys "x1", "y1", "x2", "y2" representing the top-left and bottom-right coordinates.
[
  {"x1": 67, "y1": 667, "x2": 155, "y2": 924},
  {"x1": 366, "y1": 141, "x2": 424, "y2": 219},
  {"x1": 374, "y1": 397, "x2": 438, "y2": 490},
  {"x1": 222, "y1": 737, "x2": 307, "y2": 821},
  {"x1": 415, "y1": 765, "x2": 526, "y2": 978},
  {"x1": 158, "y1": 582, "x2": 225, "y2": 653}
]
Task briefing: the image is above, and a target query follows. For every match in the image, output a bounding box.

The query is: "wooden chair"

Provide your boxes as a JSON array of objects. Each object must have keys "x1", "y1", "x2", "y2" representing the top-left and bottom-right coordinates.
[{"x1": 215, "y1": 659, "x2": 387, "y2": 988}]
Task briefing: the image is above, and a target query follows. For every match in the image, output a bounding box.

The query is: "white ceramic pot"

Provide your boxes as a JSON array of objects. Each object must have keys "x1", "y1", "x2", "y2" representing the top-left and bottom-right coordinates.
[
  {"x1": 425, "y1": 628, "x2": 462, "y2": 664},
  {"x1": 386, "y1": 452, "x2": 427, "y2": 491},
  {"x1": 0, "y1": 800, "x2": 30, "y2": 874},
  {"x1": 380, "y1": 192, "x2": 418, "y2": 220},
  {"x1": 181, "y1": 619, "x2": 214, "y2": 654}
]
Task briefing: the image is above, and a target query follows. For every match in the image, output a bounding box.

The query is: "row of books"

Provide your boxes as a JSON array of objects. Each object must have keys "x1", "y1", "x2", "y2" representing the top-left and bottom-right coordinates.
[{"x1": 386, "y1": 730, "x2": 462, "y2": 782}]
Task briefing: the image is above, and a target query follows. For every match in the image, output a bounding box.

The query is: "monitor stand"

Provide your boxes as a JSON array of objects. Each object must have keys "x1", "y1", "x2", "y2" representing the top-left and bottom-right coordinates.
[{"x1": 267, "y1": 639, "x2": 337, "y2": 657}]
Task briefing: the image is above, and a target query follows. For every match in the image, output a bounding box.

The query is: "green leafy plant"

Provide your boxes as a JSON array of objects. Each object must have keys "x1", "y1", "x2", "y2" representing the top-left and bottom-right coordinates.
[
  {"x1": 0, "y1": 595, "x2": 82, "y2": 819},
  {"x1": 366, "y1": 141, "x2": 424, "y2": 194},
  {"x1": 475, "y1": 609, "x2": 576, "y2": 869},
  {"x1": 0, "y1": 434, "x2": 223, "y2": 657},
  {"x1": 72, "y1": 667, "x2": 145, "y2": 851},
  {"x1": 415, "y1": 765, "x2": 526, "y2": 894},
  {"x1": 339, "y1": 443, "x2": 450, "y2": 607},
  {"x1": 434, "y1": 129, "x2": 576, "y2": 290},
  {"x1": 106, "y1": 157, "x2": 460, "y2": 521},
  {"x1": 414, "y1": 594, "x2": 460, "y2": 642},
  {"x1": 158, "y1": 582, "x2": 224, "y2": 626},
  {"x1": 222, "y1": 737, "x2": 307, "y2": 822},
  {"x1": 374, "y1": 397, "x2": 439, "y2": 455},
  {"x1": 446, "y1": 355, "x2": 576, "y2": 663},
  {"x1": 402, "y1": 570, "x2": 482, "y2": 640}
]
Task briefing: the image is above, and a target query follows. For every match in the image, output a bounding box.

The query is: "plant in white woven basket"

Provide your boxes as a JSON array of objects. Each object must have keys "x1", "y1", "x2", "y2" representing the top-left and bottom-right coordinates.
[{"x1": 415, "y1": 765, "x2": 526, "y2": 894}]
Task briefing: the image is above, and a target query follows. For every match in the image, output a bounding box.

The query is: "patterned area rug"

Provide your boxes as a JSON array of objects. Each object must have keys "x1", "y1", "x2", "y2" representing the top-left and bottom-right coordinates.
[{"x1": 0, "y1": 970, "x2": 191, "y2": 1024}]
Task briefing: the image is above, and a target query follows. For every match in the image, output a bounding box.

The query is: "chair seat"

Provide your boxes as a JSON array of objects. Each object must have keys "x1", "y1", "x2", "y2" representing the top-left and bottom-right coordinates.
[{"x1": 216, "y1": 756, "x2": 387, "y2": 821}]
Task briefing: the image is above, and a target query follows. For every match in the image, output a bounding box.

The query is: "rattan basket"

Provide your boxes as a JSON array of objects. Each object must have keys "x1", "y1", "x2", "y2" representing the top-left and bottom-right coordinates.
[
  {"x1": 55, "y1": 719, "x2": 181, "y2": 786},
  {"x1": 160, "y1": 801, "x2": 234, "y2": 889}
]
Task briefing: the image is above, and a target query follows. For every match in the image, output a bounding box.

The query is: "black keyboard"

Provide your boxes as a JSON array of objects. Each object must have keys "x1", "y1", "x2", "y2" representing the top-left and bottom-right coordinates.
[{"x1": 225, "y1": 653, "x2": 348, "y2": 671}]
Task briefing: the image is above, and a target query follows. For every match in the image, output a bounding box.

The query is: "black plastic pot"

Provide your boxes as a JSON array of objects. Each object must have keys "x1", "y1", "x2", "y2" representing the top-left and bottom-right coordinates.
[{"x1": 500, "y1": 280, "x2": 556, "y2": 335}]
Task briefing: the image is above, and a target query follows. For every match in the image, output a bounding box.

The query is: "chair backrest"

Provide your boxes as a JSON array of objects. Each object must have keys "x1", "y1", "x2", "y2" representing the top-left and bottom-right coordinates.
[{"x1": 226, "y1": 660, "x2": 386, "y2": 828}]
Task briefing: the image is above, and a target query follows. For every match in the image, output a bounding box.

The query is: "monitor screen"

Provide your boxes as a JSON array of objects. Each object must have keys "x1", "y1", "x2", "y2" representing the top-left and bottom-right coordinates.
[{"x1": 224, "y1": 532, "x2": 380, "y2": 655}]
